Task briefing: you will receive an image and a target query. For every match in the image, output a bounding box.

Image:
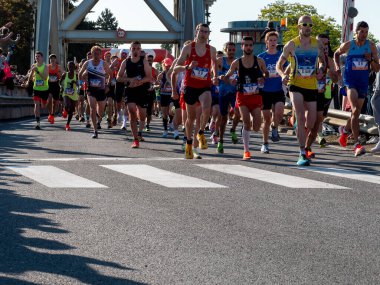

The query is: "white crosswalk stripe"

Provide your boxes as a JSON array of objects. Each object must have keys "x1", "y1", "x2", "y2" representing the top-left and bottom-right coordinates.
[
  {"x1": 197, "y1": 164, "x2": 349, "y2": 189},
  {"x1": 100, "y1": 164, "x2": 226, "y2": 188},
  {"x1": 7, "y1": 166, "x2": 107, "y2": 188},
  {"x1": 299, "y1": 166, "x2": 380, "y2": 185}
]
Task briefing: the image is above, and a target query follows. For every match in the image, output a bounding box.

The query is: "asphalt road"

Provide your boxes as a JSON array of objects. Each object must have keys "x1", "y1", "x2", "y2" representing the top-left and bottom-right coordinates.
[{"x1": 1, "y1": 116, "x2": 380, "y2": 284}]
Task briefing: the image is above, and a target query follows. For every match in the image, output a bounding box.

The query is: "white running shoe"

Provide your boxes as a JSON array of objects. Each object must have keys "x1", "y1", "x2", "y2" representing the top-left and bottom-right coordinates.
[{"x1": 371, "y1": 141, "x2": 380, "y2": 153}]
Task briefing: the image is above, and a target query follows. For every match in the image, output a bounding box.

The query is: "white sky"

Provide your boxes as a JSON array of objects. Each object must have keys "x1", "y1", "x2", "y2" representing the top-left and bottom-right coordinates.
[{"x1": 83, "y1": 0, "x2": 380, "y2": 51}]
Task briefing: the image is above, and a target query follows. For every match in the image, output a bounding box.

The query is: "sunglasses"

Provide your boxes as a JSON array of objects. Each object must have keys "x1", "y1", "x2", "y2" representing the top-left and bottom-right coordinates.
[
  {"x1": 300, "y1": 23, "x2": 313, "y2": 27},
  {"x1": 227, "y1": 49, "x2": 236, "y2": 52}
]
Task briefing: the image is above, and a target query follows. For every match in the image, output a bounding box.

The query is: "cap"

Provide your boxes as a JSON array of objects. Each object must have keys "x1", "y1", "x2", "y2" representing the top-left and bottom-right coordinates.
[{"x1": 162, "y1": 58, "x2": 173, "y2": 67}]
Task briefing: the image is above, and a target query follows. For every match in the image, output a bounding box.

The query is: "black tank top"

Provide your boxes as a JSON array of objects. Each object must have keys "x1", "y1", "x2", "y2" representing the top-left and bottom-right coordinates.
[{"x1": 237, "y1": 56, "x2": 263, "y2": 95}]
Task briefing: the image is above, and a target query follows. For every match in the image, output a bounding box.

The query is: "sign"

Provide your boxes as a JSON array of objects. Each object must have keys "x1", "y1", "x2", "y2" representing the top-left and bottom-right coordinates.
[{"x1": 117, "y1": 28, "x2": 126, "y2": 39}]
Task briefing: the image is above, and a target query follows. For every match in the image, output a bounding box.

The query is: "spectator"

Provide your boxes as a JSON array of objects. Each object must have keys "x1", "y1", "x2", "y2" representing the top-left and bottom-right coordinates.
[{"x1": 0, "y1": 47, "x2": 14, "y2": 95}]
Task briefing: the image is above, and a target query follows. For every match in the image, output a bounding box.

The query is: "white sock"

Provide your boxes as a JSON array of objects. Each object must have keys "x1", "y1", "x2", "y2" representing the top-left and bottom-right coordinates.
[{"x1": 242, "y1": 129, "x2": 250, "y2": 152}]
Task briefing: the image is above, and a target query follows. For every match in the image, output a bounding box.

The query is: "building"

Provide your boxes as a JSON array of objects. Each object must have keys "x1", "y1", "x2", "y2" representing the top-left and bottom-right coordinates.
[{"x1": 220, "y1": 20, "x2": 286, "y2": 57}]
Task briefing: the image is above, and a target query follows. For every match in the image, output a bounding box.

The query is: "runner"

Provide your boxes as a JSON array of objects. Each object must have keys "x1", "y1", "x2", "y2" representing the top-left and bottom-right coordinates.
[
  {"x1": 175, "y1": 23, "x2": 218, "y2": 159},
  {"x1": 115, "y1": 50, "x2": 129, "y2": 130},
  {"x1": 334, "y1": 21, "x2": 380, "y2": 156},
  {"x1": 305, "y1": 34, "x2": 338, "y2": 158},
  {"x1": 371, "y1": 43, "x2": 380, "y2": 153},
  {"x1": 145, "y1": 54, "x2": 157, "y2": 132},
  {"x1": 47, "y1": 54, "x2": 62, "y2": 124},
  {"x1": 61, "y1": 61, "x2": 79, "y2": 131},
  {"x1": 216, "y1": 41, "x2": 240, "y2": 154},
  {"x1": 276, "y1": 15, "x2": 326, "y2": 166},
  {"x1": 117, "y1": 41, "x2": 152, "y2": 148},
  {"x1": 79, "y1": 45, "x2": 113, "y2": 138},
  {"x1": 258, "y1": 31, "x2": 286, "y2": 154},
  {"x1": 30, "y1": 51, "x2": 49, "y2": 130},
  {"x1": 221, "y1": 36, "x2": 268, "y2": 160}
]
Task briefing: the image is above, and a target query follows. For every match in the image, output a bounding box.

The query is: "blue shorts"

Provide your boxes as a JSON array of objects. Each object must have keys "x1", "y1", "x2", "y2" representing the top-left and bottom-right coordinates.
[
  {"x1": 219, "y1": 91, "x2": 236, "y2": 116},
  {"x1": 346, "y1": 84, "x2": 367, "y2": 99}
]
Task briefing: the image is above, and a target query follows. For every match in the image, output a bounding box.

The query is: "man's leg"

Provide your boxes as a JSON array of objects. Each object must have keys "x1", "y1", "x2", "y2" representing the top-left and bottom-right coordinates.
[
  {"x1": 198, "y1": 91, "x2": 212, "y2": 149},
  {"x1": 185, "y1": 103, "x2": 197, "y2": 159},
  {"x1": 87, "y1": 95, "x2": 99, "y2": 137},
  {"x1": 347, "y1": 88, "x2": 365, "y2": 143},
  {"x1": 239, "y1": 106, "x2": 251, "y2": 155},
  {"x1": 128, "y1": 103, "x2": 138, "y2": 141}
]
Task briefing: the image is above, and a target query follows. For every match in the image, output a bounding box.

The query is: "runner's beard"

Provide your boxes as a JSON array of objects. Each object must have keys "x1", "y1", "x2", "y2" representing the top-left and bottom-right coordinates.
[{"x1": 243, "y1": 50, "x2": 252, "y2": 55}]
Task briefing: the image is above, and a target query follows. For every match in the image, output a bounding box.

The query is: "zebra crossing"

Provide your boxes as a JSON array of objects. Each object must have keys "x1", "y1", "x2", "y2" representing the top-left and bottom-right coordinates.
[{"x1": 6, "y1": 162, "x2": 380, "y2": 190}]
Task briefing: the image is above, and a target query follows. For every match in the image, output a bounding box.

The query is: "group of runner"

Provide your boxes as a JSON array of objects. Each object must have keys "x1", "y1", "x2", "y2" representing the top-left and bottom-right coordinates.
[{"x1": 28, "y1": 16, "x2": 380, "y2": 165}]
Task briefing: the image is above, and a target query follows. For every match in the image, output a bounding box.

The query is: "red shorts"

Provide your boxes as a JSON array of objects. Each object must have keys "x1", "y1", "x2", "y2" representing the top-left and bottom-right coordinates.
[{"x1": 236, "y1": 92, "x2": 262, "y2": 111}]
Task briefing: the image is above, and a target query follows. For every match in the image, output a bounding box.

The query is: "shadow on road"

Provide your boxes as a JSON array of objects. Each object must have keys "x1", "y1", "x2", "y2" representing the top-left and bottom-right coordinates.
[{"x1": 0, "y1": 170, "x2": 146, "y2": 285}]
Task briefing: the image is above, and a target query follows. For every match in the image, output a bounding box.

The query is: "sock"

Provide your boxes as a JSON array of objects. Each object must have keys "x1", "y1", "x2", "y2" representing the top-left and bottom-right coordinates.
[
  {"x1": 242, "y1": 129, "x2": 250, "y2": 152},
  {"x1": 198, "y1": 130, "x2": 204, "y2": 135},
  {"x1": 186, "y1": 139, "x2": 193, "y2": 145},
  {"x1": 300, "y1": 146, "x2": 306, "y2": 155}
]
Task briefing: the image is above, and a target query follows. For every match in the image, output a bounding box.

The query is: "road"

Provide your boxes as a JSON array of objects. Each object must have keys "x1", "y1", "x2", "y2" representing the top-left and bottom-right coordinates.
[{"x1": 1, "y1": 116, "x2": 380, "y2": 284}]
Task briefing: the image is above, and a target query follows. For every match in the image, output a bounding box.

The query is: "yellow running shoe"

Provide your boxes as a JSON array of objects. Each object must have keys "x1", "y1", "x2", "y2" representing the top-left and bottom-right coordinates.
[
  {"x1": 197, "y1": 133, "x2": 208, "y2": 149},
  {"x1": 185, "y1": 144, "x2": 194, "y2": 159}
]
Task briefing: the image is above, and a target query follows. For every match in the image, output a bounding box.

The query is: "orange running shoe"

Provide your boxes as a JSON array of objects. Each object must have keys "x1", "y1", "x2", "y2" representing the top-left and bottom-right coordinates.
[
  {"x1": 243, "y1": 151, "x2": 251, "y2": 160},
  {"x1": 65, "y1": 124, "x2": 70, "y2": 131},
  {"x1": 131, "y1": 139, "x2": 139, "y2": 148},
  {"x1": 339, "y1": 133, "x2": 348, "y2": 147},
  {"x1": 62, "y1": 110, "x2": 68, "y2": 119}
]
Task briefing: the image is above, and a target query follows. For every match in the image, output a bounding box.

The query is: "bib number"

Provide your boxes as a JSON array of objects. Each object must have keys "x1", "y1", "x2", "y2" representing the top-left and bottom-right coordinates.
[
  {"x1": 90, "y1": 79, "x2": 102, "y2": 88},
  {"x1": 191, "y1": 67, "x2": 209, "y2": 80},
  {"x1": 65, "y1": 88, "x2": 74, "y2": 95},
  {"x1": 317, "y1": 81, "x2": 326, "y2": 92},
  {"x1": 298, "y1": 66, "x2": 315, "y2": 78},
  {"x1": 352, "y1": 58, "x2": 368, "y2": 71},
  {"x1": 242, "y1": 83, "x2": 259, "y2": 95},
  {"x1": 36, "y1": 80, "x2": 44, "y2": 86},
  {"x1": 49, "y1": 75, "x2": 58, "y2": 82}
]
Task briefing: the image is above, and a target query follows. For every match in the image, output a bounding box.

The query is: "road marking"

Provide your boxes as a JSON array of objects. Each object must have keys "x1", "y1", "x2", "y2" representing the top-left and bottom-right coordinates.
[
  {"x1": 1, "y1": 157, "x2": 193, "y2": 163},
  {"x1": 101, "y1": 164, "x2": 226, "y2": 188},
  {"x1": 7, "y1": 166, "x2": 107, "y2": 188},
  {"x1": 300, "y1": 166, "x2": 380, "y2": 185},
  {"x1": 197, "y1": 164, "x2": 348, "y2": 189}
]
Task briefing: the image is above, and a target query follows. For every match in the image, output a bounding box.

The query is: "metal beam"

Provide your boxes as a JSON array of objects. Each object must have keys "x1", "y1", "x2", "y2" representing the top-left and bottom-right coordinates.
[
  {"x1": 63, "y1": 30, "x2": 180, "y2": 44},
  {"x1": 143, "y1": 0, "x2": 182, "y2": 32},
  {"x1": 35, "y1": 0, "x2": 52, "y2": 59},
  {"x1": 61, "y1": 0, "x2": 99, "y2": 31},
  {"x1": 192, "y1": 0, "x2": 205, "y2": 27}
]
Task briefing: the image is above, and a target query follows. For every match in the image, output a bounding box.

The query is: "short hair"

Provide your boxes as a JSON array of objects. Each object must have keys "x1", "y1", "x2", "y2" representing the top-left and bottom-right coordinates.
[
  {"x1": 265, "y1": 31, "x2": 279, "y2": 42},
  {"x1": 90, "y1": 46, "x2": 102, "y2": 53},
  {"x1": 49, "y1": 54, "x2": 57, "y2": 59},
  {"x1": 356, "y1": 21, "x2": 369, "y2": 31},
  {"x1": 217, "y1": 50, "x2": 224, "y2": 56},
  {"x1": 223, "y1": 41, "x2": 235, "y2": 50},
  {"x1": 242, "y1": 36, "x2": 254, "y2": 42},
  {"x1": 35, "y1": 51, "x2": 43, "y2": 57},
  {"x1": 196, "y1": 23, "x2": 209, "y2": 31},
  {"x1": 147, "y1": 54, "x2": 154, "y2": 59},
  {"x1": 131, "y1": 41, "x2": 141, "y2": 46}
]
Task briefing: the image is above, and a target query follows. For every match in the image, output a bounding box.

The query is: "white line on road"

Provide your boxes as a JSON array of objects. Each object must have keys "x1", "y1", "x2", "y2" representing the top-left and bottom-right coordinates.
[
  {"x1": 300, "y1": 166, "x2": 380, "y2": 185},
  {"x1": 7, "y1": 166, "x2": 107, "y2": 188},
  {"x1": 101, "y1": 164, "x2": 226, "y2": 188},
  {"x1": 197, "y1": 164, "x2": 348, "y2": 189}
]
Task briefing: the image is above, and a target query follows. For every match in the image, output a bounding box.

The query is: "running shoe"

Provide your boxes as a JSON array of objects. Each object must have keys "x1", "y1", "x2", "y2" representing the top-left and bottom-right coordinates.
[
  {"x1": 305, "y1": 149, "x2": 315, "y2": 159},
  {"x1": 107, "y1": 120, "x2": 112, "y2": 129},
  {"x1": 297, "y1": 154, "x2": 310, "y2": 166},
  {"x1": 97, "y1": 122, "x2": 101, "y2": 130},
  {"x1": 243, "y1": 151, "x2": 251, "y2": 160},
  {"x1": 210, "y1": 133, "x2": 218, "y2": 145},
  {"x1": 193, "y1": 148, "x2": 202, "y2": 159},
  {"x1": 209, "y1": 121, "x2": 216, "y2": 133},
  {"x1": 339, "y1": 132, "x2": 348, "y2": 148},
  {"x1": 65, "y1": 124, "x2": 70, "y2": 131},
  {"x1": 185, "y1": 144, "x2": 193, "y2": 159},
  {"x1": 35, "y1": 123, "x2": 40, "y2": 130},
  {"x1": 338, "y1": 126, "x2": 345, "y2": 135},
  {"x1": 197, "y1": 133, "x2": 208, "y2": 149},
  {"x1": 354, "y1": 143, "x2": 366, "y2": 157},
  {"x1": 216, "y1": 142, "x2": 224, "y2": 154},
  {"x1": 86, "y1": 122, "x2": 91, "y2": 128},
  {"x1": 173, "y1": 130, "x2": 179, "y2": 140},
  {"x1": 371, "y1": 141, "x2": 380, "y2": 153},
  {"x1": 270, "y1": 127, "x2": 280, "y2": 142},
  {"x1": 75, "y1": 114, "x2": 79, "y2": 120},
  {"x1": 120, "y1": 124, "x2": 127, "y2": 131},
  {"x1": 231, "y1": 131, "x2": 238, "y2": 144},
  {"x1": 317, "y1": 135, "x2": 326, "y2": 147},
  {"x1": 144, "y1": 126, "x2": 151, "y2": 132},
  {"x1": 62, "y1": 110, "x2": 68, "y2": 119},
  {"x1": 48, "y1": 115, "x2": 55, "y2": 124},
  {"x1": 261, "y1": 143, "x2": 269, "y2": 154},
  {"x1": 162, "y1": 130, "x2": 168, "y2": 138},
  {"x1": 92, "y1": 131, "x2": 98, "y2": 139},
  {"x1": 80, "y1": 117, "x2": 85, "y2": 123},
  {"x1": 131, "y1": 139, "x2": 139, "y2": 148}
]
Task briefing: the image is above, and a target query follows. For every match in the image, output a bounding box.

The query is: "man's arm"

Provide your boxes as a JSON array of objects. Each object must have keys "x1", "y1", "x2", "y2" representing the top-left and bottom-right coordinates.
[
  {"x1": 333, "y1": 41, "x2": 350, "y2": 73},
  {"x1": 142, "y1": 58, "x2": 152, "y2": 84},
  {"x1": 276, "y1": 41, "x2": 293, "y2": 84},
  {"x1": 116, "y1": 59, "x2": 127, "y2": 83},
  {"x1": 78, "y1": 61, "x2": 89, "y2": 80},
  {"x1": 369, "y1": 41, "x2": 380, "y2": 73},
  {"x1": 257, "y1": 57, "x2": 269, "y2": 79},
  {"x1": 221, "y1": 59, "x2": 239, "y2": 81},
  {"x1": 174, "y1": 44, "x2": 191, "y2": 69},
  {"x1": 210, "y1": 46, "x2": 218, "y2": 83}
]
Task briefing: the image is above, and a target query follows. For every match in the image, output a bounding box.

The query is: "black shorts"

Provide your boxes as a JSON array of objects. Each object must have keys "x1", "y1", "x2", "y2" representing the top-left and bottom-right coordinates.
[
  {"x1": 172, "y1": 98, "x2": 180, "y2": 109},
  {"x1": 33, "y1": 89, "x2": 49, "y2": 103},
  {"x1": 107, "y1": 85, "x2": 116, "y2": 99},
  {"x1": 146, "y1": 91, "x2": 155, "y2": 116},
  {"x1": 115, "y1": 82, "x2": 125, "y2": 103},
  {"x1": 125, "y1": 87, "x2": 148, "y2": 108},
  {"x1": 88, "y1": 89, "x2": 106, "y2": 101},
  {"x1": 183, "y1": 86, "x2": 211, "y2": 105},
  {"x1": 261, "y1": 90, "x2": 285, "y2": 110},
  {"x1": 317, "y1": 92, "x2": 332, "y2": 116},
  {"x1": 48, "y1": 82, "x2": 61, "y2": 100},
  {"x1": 289, "y1": 85, "x2": 317, "y2": 102},
  {"x1": 160, "y1": 94, "x2": 172, "y2": 107},
  {"x1": 211, "y1": 94, "x2": 219, "y2": 106}
]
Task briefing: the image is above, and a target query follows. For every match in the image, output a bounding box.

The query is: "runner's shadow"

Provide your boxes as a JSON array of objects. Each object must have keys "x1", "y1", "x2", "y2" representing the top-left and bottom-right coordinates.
[{"x1": 0, "y1": 177, "x2": 146, "y2": 284}]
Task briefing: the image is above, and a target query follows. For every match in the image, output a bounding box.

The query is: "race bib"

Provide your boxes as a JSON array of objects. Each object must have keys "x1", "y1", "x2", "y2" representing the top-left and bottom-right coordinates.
[
  {"x1": 49, "y1": 75, "x2": 58, "y2": 82},
  {"x1": 352, "y1": 58, "x2": 368, "y2": 71},
  {"x1": 89, "y1": 79, "x2": 102, "y2": 88},
  {"x1": 268, "y1": 67, "x2": 279, "y2": 78},
  {"x1": 162, "y1": 82, "x2": 172, "y2": 93},
  {"x1": 65, "y1": 88, "x2": 74, "y2": 95},
  {"x1": 318, "y1": 81, "x2": 326, "y2": 92},
  {"x1": 242, "y1": 83, "x2": 259, "y2": 95},
  {"x1": 298, "y1": 66, "x2": 315, "y2": 78},
  {"x1": 191, "y1": 67, "x2": 209, "y2": 80},
  {"x1": 36, "y1": 80, "x2": 44, "y2": 86},
  {"x1": 230, "y1": 72, "x2": 238, "y2": 80}
]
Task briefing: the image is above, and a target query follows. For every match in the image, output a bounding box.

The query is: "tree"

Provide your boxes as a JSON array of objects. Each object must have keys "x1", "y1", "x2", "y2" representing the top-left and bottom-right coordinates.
[
  {"x1": 160, "y1": 43, "x2": 173, "y2": 54},
  {"x1": 96, "y1": 8, "x2": 118, "y2": 48},
  {"x1": 0, "y1": 0, "x2": 35, "y2": 74},
  {"x1": 259, "y1": 0, "x2": 341, "y2": 51}
]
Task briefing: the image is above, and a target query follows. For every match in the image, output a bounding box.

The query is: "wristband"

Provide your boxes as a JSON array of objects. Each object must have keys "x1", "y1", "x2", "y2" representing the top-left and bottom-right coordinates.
[{"x1": 185, "y1": 65, "x2": 189, "y2": 70}]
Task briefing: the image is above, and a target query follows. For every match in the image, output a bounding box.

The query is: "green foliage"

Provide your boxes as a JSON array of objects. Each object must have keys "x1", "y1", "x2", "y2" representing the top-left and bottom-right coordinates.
[
  {"x1": 259, "y1": 0, "x2": 342, "y2": 51},
  {"x1": 160, "y1": 43, "x2": 173, "y2": 54},
  {"x1": 0, "y1": 0, "x2": 35, "y2": 74},
  {"x1": 96, "y1": 8, "x2": 118, "y2": 48}
]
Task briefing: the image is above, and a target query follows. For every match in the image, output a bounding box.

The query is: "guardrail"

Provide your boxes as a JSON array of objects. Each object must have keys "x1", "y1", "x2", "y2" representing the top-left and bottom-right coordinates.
[
  {"x1": 0, "y1": 84, "x2": 35, "y2": 120},
  {"x1": 284, "y1": 105, "x2": 379, "y2": 135}
]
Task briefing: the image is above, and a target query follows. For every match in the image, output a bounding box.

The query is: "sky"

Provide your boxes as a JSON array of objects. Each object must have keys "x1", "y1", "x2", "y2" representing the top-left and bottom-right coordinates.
[{"x1": 83, "y1": 0, "x2": 380, "y2": 52}]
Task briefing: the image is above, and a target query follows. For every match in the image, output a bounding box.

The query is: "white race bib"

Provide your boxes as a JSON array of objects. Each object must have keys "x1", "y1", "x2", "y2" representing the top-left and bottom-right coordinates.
[
  {"x1": 89, "y1": 79, "x2": 102, "y2": 88},
  {"x1": 49, "y1": 75, "x2": 58, "y2": 82},
  {"x1": 298, "y1": 66, "x2": 315, "y2": 77},
  {"x1": 191, "y1": 67, "x2": 209, "y2": 80},
  {"x1": 65, "y1": 88, "x2": 74, "y2": 95},
  {"x1": 36, "y1": 80, "x2": 44, "y2": 86},
  {"x1": 242, "y1": 83, "x2": 259, "y2": 95},
  {"x1": 352, "y1": 58, "x2": 368, "y2": 71}
]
